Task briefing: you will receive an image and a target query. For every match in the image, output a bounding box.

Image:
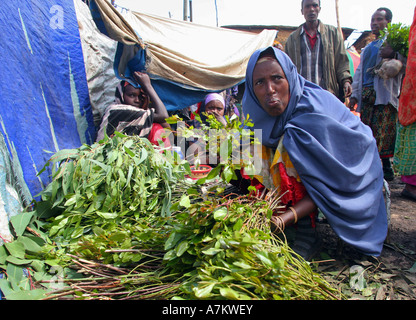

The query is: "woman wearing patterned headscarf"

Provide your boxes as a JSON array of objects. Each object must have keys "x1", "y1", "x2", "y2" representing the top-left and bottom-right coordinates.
[
  {"x1": 96, "y1": 71, "x2": 170, "y2": 146},
  {"x1": 242, "y1": 46, "x2": 387, "y2": 259}
]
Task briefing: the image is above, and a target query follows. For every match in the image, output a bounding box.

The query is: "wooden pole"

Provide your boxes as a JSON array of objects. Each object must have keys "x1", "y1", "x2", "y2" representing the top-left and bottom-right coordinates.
[
  {"x1": 215, "y1": 0, "x2": 219, "y2": 27},
  {"x1": 335, "y1": 0, "x2": 344, "y2": 40},
  {"x1": 183, "y1": 0, "x2": 188, "y2": 21}
]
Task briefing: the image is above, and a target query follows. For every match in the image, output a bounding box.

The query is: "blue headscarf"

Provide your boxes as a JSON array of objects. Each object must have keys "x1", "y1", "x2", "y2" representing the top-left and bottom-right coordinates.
[{"x1": 243, "y1": 47, "x2": 387, "y2": 257}]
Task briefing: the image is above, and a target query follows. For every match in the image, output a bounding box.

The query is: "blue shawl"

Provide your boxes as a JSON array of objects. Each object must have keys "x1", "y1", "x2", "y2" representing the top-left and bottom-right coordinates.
[{"x1": 242, "y1": 47, "x2": 387, "y2": 256}]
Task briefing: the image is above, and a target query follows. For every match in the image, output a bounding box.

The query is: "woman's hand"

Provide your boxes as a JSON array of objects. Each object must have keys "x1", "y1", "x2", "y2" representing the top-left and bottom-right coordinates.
[
  {"x1": 213, "y1": 111, "x2": 227, "y2": 126},
  {"x1": 271, "y1": 194, "x2": 317, "y2": 234},
  {"x1": 133, "y1": 71, "x2": 169, "y2": 123},
  {"x1": 133, "y1": 71, "x2": 152, "y2": 90}
]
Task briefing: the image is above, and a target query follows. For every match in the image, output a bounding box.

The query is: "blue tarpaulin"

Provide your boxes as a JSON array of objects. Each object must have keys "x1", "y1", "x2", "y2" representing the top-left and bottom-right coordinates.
[{"x1": 0, "y1": 1, "x2": 95, "y2": 201}]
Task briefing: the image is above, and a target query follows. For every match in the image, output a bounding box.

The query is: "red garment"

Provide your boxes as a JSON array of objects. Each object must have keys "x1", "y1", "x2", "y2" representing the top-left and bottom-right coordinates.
[
  {"x1": 398, "y1": 6, "x2": 416, "y2": 126},
  {"x1": 278, "y1": 162, "x2": 307, "y2": 205},
  {"x1": 241, "y1": 165, "x2": 316, "y2": 227},
  {"x1": 147, "y1": 123, "x2": 171, "y2": 147},
  {"x1": 305, "y1": 29, "x2": 318, "y2": 49},
  {"x1": 190, "y1": 102, "x2": 202, "y2": 120}
]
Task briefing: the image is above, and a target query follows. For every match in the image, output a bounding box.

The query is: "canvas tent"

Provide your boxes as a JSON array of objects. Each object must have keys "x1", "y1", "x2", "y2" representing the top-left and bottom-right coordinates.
[
  {"x1": 88, "y1": 0, "x2": 277, "y2": 111},
  {"x1": 0, "y1": 0, "x2": 277, "y2": 244}
]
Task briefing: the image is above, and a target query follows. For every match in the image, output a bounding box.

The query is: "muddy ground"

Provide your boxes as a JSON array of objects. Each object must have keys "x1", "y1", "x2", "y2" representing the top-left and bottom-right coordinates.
[{"x1": 315, "y1": 176, "x2": 416, "y2": 300}]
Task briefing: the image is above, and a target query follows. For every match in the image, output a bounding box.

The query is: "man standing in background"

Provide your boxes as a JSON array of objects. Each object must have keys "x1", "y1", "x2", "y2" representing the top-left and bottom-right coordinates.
[{"x1": 285, "y1": 0, "x2": 352, "y2": 101}]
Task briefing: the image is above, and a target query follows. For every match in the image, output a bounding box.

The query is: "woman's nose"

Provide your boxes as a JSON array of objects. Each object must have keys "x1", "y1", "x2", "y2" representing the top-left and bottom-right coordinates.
[{"x1": 265, "y1": 81, "x2": 275, "y2": 94}]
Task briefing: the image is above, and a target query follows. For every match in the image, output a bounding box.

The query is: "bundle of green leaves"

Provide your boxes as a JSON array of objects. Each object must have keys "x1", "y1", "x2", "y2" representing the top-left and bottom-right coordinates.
[
  {"x1": 381, "y1": 22, "x2": 410, "y2": 57},
  {"x1": 36, "y1": 132, "x2": 190, "y2": 239},
  {"x1": 0, "y1": 117, "x2": 341, "y2": 300},
  {"x1": 165, "y1": 195, "x2": 340, "y2": 300}
]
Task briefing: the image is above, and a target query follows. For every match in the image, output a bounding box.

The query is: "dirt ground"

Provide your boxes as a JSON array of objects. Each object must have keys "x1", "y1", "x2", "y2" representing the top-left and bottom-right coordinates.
[{"x1": 315, "y1": 176, "x2": 416, "y2": 300}]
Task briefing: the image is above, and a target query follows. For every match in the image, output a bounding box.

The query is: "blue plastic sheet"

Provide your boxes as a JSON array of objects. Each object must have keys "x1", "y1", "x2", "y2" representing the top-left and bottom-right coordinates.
[
  {"x1": 112, "y1": 35, "x2": 216, "y2": 111},
  {"x1": 0, "y1": 1, "x2": 95, "y2": 199}
]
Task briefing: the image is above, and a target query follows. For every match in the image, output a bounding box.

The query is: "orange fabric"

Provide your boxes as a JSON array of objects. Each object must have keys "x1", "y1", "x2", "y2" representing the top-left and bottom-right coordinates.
[{"x1": 398, "y1": 7, "x2": 416, "y2": 126}]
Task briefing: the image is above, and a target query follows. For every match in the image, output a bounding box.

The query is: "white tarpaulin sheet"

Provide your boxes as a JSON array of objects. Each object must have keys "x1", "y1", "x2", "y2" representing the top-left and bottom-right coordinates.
[{"x1": 91, "y1": 0, "x2": 277, "y2": 91}]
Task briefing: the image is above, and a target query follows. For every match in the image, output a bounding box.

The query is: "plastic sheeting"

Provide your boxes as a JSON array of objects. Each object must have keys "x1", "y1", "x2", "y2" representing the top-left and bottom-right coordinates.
[
  {"x1": 0, "y1": 1, "x2": 95, "y2": 200},
  {"x1": 74, "y1": 0, "x2": 120, "y2": 126},
  {"x1": 89, "y1": 0, "x2": 277, "y2": 111}
]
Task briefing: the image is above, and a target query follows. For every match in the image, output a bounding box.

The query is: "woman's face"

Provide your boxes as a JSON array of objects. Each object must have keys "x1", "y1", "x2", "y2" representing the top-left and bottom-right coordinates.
[
  {"x1": 205, "y1": 100, "x2": 225, "y2": 117},
  {"x1": 123, "y1": 85, "x2": 147, "y2": 109},
  {"x1": 252, "y1": 58, "x2": 290, "y2": 117}
]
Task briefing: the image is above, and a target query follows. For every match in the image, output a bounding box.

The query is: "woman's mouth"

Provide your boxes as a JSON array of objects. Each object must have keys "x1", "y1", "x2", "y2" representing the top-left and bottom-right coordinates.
[{"x1": 266, "y1": 97, "x2": 280, "y2": 107}]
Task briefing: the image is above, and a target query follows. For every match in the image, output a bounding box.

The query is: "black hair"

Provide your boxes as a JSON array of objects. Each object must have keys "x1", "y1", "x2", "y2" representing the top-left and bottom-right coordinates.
[
  {"x1": 377, "y1": 7, "x2": 393, "y2": 22},
  {"x1": 301, "y1": 0, "x2": 321, "y2": 9}
]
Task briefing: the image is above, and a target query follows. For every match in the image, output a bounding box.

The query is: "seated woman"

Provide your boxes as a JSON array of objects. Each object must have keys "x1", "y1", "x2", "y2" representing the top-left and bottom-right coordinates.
[
  {"x1": 96, "y1": 71, "x2": 170, "y2": 147},
  {"x1": 194, "y1": 93, "x2": 227, "y2": 127},
  {"x1": 242, "y1": 47, "x2": 388, "y2": 260},
  {"x1": 187, "y1": 93, "x2": 228, "y2": 166}
]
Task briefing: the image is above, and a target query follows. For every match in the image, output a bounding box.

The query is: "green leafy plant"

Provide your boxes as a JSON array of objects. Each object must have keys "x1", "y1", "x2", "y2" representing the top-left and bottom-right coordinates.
[
  {"x1": 165, "y1": 194, "x2": 340, "y2": 300},
  {"x1": 0, "y1": 119, "x2": 342, "y2": 300},
  {"x1": 170, "y1": 112, "x2": 260, "y2": 186},
  {"x1": 380, "y1": 22, "x2": 410, "y2": 57}
]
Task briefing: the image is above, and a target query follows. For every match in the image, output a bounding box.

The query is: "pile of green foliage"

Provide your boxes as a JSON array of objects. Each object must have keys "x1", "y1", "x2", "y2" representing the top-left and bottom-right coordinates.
[
  {"x1": 0, "y1": 116, "x2": 341, "y2": 300},
  {"x1": 381, "y1": 22, "x2": 410, "y2": 57}
]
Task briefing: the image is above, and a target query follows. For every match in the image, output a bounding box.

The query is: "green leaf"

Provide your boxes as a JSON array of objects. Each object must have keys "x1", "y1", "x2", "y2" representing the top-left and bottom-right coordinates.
[
  {"x1": 3, "y1": 289, "x2": 46, "y2": 300},
  {"x1": 163, "y1": 249, "x2": 177, "y2": 261},
  {"x1": 255, "y1": 251, "x2": 274, "y2": 268},
  {"x1": 222, "y1": 165, "x2": 234, "y2": 183},
  {"x1": 4, "y1": 241, "x2": 26, "y2": 259},
  {"x1": 176, "y1": 240, "x2": 189, "y2": 257},
  {"x1": 124, "y1": 146, "x2": 135, "y2": 157},
  {"x1": 33, "y1": 201, "x2": 59, "y2": 219},
  {"x1": 0, "y1": 245, "x2": 8, "y2": 264},
  {"x1": 0, "y1": 278, "x2": 14, "y2": 298},
  {"x1": 165, "y1": 232, "x2": 183, "y2": 251},
  {"x1": 233, "y1": 218, "x2": 244, "y2": 231},
  {"x1": 6, "y1": 263, "x2": 24, "y2": 290},
  {"x1": 64, "y1": 195, "x2": 77, "y2": 207},
  {"x1": 96, "y1": 212, "x2": 118, "y2": 219},
  {"x1": 88, "y1": 159, "x2": 110, "y2": 172},
  {"x1": 137, "y1": 148, "x2": 148, "y2": 165},
  {"x1": 205, "y1": 164, "x2": 221, "y2": 180},
  {"x1": 201, "y1": 247, "x2": 223, "y2": 256},
  {"x1": 349, "y1": 265, "x2": 367, "y2": 291},
  {"x1": 19, "y1": 236, "x2": 43, "y2": 254},
  {"x1": 6, "y1": 256, "x2": 33, "y2": 265},
  {"x1": 220, "y1": 287, "x2": 240, "y2": 300},
  {"x1": 213, "y1": 207, "x2": 227, "y2": 221},
  {"x1": 233, "y1": 260, "x2": 252, "y2": 269},
  {"x1": 51, "y1": 149, "x2": 79, "y2": 163},
  {"x1": 193, "y1": 283, "x2": 215, "y2": 299},
  {"x1": 10, "y1": 211, "x2": 33, "y2": 237},
  {"x1": 179, "y1": 195, "x2": 191, "y2": 208},
  {"x1": 71, "y1": 228, "x2": 84, "y2": 239}
]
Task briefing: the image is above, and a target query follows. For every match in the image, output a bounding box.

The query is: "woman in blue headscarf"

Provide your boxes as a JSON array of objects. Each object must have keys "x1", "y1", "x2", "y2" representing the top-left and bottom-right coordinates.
[{"x1": 242, "y1": 46, "x2": 388, "y2": 259}]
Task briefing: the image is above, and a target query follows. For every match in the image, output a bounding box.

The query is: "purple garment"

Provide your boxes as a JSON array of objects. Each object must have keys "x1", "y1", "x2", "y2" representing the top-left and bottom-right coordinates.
[{"x1": 402, "y1": 175, "x2": 416, "y2": 186}]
